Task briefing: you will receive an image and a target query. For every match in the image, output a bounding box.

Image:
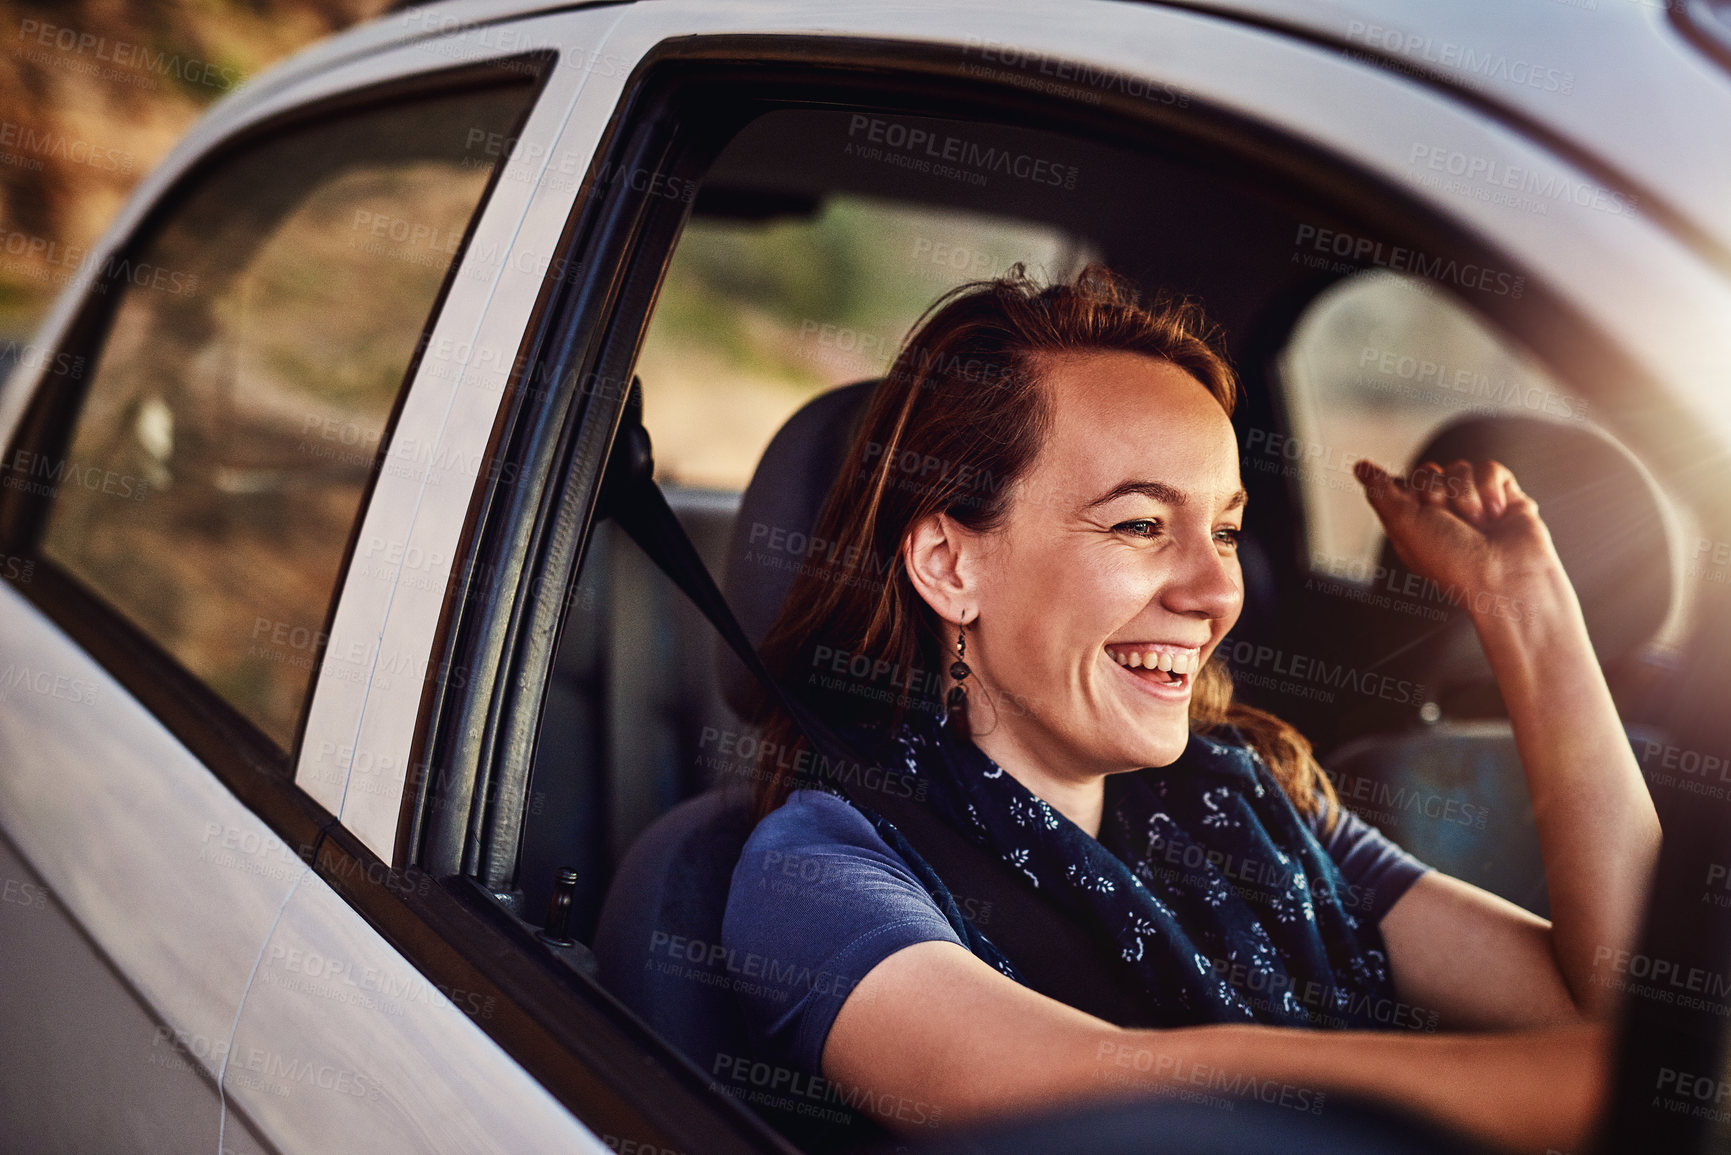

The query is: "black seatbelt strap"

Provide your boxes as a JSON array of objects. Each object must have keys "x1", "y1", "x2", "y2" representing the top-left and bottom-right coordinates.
[{"x1": 599, "y1": 380, "x2": 1152, "y2": 1025}]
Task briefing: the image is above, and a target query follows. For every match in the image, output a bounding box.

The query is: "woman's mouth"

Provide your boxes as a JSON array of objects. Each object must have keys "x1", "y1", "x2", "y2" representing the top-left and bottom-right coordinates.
[{"x1": 1104, "y1": 642, "x2": 1199, "y2": 700}]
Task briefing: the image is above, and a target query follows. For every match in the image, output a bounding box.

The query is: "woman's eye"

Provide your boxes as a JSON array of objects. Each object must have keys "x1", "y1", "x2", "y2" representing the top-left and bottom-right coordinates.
[
  {"x1": 1115, "y1": 519, "x2": 1162, "y2": 539},
  {"x1": 1214, "y1": 526, "x2": 1241, "y2": 547}
]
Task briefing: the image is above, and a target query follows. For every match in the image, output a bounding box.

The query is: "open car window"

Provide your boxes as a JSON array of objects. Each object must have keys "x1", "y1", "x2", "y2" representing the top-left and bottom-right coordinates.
[{"x1": 639, "y1": 183, "x2": 1095, "y2": 488}]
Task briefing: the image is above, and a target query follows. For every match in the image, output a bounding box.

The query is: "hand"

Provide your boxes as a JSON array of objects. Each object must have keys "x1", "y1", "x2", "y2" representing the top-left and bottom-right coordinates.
[{"x1": 1352, "y1": 457, "x2": 1565, "y2": 607}]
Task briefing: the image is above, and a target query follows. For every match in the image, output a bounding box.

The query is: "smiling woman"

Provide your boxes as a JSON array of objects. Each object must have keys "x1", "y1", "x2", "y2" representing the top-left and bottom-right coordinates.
[{"x1": 722, "y1": 264, "x2": 1660, "y2": 1153}]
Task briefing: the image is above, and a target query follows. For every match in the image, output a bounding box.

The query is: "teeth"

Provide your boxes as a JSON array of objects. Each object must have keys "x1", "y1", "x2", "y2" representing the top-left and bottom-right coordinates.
[{"x1": 1108, "y1": 646, "x2": 1199, "y2": 675}]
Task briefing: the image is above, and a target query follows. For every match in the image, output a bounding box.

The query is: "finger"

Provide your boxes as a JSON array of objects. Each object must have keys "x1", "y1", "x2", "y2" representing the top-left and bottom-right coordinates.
[
  {"x1": 1504, "y1": 471, "x2": 1540, "y2": 518},
  {"x1": 1472, "y1": 458, "x2": 1540, "y2": 518},
  {"x1": 1354, "y1": 459, "x2": 1423, "y2": 542},
  {"x1": 1354, "y1": 458, "x2": 1406, "y2": 508},
  {"x1": 1357, "y1": 460, "x2": 1412, "y2": 522},
  {"x1": 1410, "y1": 461, "x2": 1448, "y2": 508},
  {"x1": 1472, "y1": 460, "x2": 1509, "y2": 520},
  {"x1": 1444, "y1": 459, "x2": 1485, "y2": 526}
]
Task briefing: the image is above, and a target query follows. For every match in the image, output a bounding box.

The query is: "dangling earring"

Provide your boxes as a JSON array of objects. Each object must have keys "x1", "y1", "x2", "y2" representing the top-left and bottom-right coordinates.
[{"x1": 946, "y1": 616, "x2": 972, "y2": 731}]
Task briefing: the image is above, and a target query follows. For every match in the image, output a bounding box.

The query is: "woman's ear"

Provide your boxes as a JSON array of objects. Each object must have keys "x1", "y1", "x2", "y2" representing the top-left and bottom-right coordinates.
[{"x1": 903, "y1": 511, "x2": 976, "y2": 625}]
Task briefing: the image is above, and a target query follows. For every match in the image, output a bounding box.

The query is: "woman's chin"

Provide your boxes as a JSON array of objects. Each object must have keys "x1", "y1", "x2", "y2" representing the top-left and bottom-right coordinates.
[{"x1": 1101, "y1": 716, "x2": 1191, "y2": 770}]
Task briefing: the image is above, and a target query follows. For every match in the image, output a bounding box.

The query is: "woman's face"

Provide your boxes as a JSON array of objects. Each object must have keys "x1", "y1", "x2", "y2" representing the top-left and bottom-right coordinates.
[{"x1": 957, "y1": 349, "x2": 1244, "y2": 780}]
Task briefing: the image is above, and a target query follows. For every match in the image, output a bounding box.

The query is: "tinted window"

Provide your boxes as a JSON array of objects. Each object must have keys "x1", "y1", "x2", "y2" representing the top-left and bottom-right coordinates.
[{"x1": 36, "y1": 84, "x2": 534, "y2": 750}]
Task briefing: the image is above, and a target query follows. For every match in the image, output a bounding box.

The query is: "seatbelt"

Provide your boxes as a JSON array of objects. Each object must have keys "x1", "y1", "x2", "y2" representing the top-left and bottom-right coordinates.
[{"x1": 599, "y1": 380, "x2": 1154, "y2": 1025}]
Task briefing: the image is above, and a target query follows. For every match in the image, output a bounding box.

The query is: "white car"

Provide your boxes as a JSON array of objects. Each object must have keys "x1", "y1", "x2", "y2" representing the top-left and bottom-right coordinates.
[{"x1": 3, "y1": 1, "x2": 1730, "y2": 1152}]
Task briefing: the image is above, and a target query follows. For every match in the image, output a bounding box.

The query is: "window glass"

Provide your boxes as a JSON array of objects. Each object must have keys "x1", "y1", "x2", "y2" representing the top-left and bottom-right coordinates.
[
  {"x1": 639, "y1": 189, "x2": 1094, "y2": 488},
  {"x1": 37, "y1": 83, "x2": 535, "y2": 751},
  {"x1": 1277, "y1": 270, "x2": 1591, "y2": 577}
]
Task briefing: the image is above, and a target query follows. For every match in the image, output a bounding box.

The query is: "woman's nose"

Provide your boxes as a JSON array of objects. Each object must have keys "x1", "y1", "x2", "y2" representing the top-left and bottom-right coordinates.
[{"x1": 1160, "y1": 533, "x2": 1243, "y2": 621}]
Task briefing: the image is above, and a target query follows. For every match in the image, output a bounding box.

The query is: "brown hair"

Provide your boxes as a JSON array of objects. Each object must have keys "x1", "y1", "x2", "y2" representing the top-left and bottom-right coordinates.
[{"x1": 744, "y1": 263, "x2": 1337, "y2": 832}]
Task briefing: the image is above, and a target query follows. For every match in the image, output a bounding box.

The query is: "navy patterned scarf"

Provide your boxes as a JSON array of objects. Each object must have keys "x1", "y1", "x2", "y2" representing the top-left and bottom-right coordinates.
[{"x1": 835, "y1": 708, "x2": 1404, "y2": 1031}]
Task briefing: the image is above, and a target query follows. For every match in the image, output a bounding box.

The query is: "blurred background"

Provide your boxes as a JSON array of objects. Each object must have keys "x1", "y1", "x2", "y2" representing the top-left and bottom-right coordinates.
[{"x1": 0, "y1": 0, "x2": 394, "y2": 343}]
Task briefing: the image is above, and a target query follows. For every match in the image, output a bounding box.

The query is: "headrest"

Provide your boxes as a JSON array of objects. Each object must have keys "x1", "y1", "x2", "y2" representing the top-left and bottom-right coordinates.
[
  {"x1": 715, "y1": 377, "x2": 1284, "y2": 721},
  {"x1": 1377, "y1": 413, "x2": 1676, "y2": 699},
  {"x1": 718, "y1": 380, "x2": 878, "y2": 720}
]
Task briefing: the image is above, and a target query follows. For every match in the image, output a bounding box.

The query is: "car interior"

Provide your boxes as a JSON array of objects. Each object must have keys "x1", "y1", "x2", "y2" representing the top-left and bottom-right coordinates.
[{"x1": 499, "y1": 103, "x2": 1689, "y2": 1148}]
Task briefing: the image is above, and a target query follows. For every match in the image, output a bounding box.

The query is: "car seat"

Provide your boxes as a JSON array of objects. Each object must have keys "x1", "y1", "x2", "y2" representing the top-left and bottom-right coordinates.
[{"x1": 592, "y1": 380, "x2": 909, "y2": 1152}]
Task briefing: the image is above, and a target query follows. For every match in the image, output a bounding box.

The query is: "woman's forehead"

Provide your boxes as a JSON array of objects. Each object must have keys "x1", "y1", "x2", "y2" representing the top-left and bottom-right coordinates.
[{"x1": 1031, "y1": 351, "x2": 1239, "y2": 487}]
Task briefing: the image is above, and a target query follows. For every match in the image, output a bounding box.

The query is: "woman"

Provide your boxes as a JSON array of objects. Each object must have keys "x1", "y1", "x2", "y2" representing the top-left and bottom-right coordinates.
[{"x1": 721, "y1": 264, "x2": 1659, "y2": 1152}]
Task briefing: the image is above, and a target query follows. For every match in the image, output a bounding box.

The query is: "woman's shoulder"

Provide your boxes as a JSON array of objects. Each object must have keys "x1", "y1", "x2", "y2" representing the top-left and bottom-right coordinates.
[{"x1": 730, "y1": 788, "x2": 924, "y2": 889}]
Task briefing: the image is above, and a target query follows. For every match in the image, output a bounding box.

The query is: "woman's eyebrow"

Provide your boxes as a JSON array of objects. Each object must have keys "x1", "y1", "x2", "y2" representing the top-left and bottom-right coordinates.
[{"x1": 1083, "y1": 480, "x2": 1248, "y2": 512}]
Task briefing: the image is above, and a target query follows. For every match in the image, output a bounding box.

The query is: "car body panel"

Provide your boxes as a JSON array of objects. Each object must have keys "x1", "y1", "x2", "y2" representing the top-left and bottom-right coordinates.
[
  {"x1": 0, "y1": 831, "x2": 230, "y2": 1154},
  {"x1": 1167, "y1": 0, "x2": 1731, "y2": 263},
  {"x1": 220, "y1": 870, "x2": 607, "y2": 1154},
  {"x1": 0, "y1": 581, "x2": 306, "y2": 1147},
  {"x1": 0, "y1": 17, "x2": 619, "y2": 1154}
]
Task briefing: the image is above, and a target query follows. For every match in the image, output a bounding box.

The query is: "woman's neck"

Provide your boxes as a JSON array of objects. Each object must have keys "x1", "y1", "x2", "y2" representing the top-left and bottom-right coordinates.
[{"x1": 967, "y1": 724, "x2": 1107, "y2": 839}]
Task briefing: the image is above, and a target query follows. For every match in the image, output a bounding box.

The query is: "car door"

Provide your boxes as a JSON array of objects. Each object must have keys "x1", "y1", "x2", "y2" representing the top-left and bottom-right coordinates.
[
  {"x1": 213, "y1": 8, "x2": 781, "y2": 1155},
  {"x1": 0, "y1": 12, "x2": 600, "y2": 1155}
]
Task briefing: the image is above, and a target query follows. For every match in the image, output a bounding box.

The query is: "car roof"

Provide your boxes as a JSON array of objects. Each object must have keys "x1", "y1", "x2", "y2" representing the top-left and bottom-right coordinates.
[
  {"x1": 236, "y1": 0, "x2": 1729, "y2": 271},
  {"x1": 152, "y1": 0, "x2": 1731, "y2": 278}
]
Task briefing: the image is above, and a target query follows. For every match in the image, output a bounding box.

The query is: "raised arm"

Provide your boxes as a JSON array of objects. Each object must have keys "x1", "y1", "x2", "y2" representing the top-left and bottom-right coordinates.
[
  {"x1": 826, "y1": 938, "x2": 1611, "y2": 1153},
  {"x1": 1352, "y1": 458, "x2": 1662, "y2": 1021}
]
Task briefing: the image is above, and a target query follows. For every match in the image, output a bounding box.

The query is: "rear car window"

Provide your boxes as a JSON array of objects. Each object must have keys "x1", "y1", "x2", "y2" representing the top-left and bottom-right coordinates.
[
  {"x1": 1276, "y1": 269, "x2": 1590, "y2": 576},
  {"x1": 35, "y1": 82, "x2": 535, "y2": 751}
]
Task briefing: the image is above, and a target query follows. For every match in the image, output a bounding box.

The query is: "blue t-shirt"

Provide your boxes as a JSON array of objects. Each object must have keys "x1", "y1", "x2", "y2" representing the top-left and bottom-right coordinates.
[{"x1": 721, "y1": 788, "x2": 1431, "y2": 1078}]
